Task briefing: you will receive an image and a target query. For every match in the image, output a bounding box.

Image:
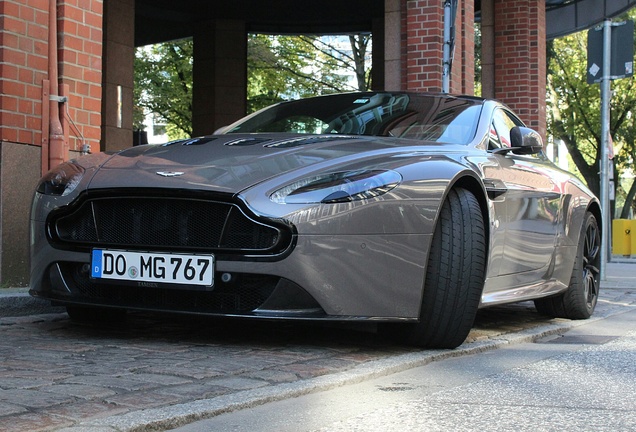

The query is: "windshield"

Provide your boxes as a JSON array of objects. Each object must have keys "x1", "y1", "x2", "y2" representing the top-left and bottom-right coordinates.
[{"x1": 222, "y1": 92, "x2": 482, "y2": 145}]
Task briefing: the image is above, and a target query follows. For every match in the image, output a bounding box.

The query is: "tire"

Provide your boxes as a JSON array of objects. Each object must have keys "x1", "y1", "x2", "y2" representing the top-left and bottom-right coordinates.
[
  {"x1": 402, "y1": 187, "x2": 487, "y2": 349},
  {"x1": 66, "y1": 305, "x2": 127, "y2": 323},
  {"x1": 534, "y1": 211, "x2": 600, "y2": 319}
]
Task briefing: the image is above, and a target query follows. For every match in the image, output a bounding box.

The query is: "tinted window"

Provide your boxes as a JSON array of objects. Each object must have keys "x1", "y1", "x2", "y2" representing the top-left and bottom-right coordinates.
[{"x1": 223, "y1": 93, "x2": 482, "y2": 145}]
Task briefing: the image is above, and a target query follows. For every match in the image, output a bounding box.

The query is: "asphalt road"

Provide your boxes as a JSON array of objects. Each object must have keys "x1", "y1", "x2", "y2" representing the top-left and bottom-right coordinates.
[
  {"x1": 0, "y1": 262, "x2": 634, "y2": 431},
  {"x1": 172, "y1": 305, "x2": 636, "y2": 432}
]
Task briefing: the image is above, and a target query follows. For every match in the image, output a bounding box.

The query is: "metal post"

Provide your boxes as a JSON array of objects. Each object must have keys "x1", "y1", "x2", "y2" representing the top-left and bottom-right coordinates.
[{"x1": 599, "y1": 19, "x2": 612, "y2": 280}]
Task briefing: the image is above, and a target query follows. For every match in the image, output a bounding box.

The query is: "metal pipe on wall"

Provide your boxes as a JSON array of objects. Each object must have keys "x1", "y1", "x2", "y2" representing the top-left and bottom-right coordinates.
[
  {"x1": 442, "y1": 0, "x2": 452, "y2": 93},
  {"x1": 48, "y1": 0, "x2": 66, "y2": 170}
]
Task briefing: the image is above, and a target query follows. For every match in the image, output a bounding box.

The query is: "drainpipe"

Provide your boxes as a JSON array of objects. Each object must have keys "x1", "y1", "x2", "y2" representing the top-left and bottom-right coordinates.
[
  {"x1": 442, "y1": 0, "x2": 456, "y2": 94},
  {"x1": 48, "y1": 0, "x2": 66, "y2": 169}
]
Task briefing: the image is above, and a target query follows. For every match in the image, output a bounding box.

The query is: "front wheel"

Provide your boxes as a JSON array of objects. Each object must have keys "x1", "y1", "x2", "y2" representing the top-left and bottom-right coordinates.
[
  {"x1": 534, "y1": 211, "x2": 600, "y2": 319},
  {"x1": 401, "y1": 187, "x2": 487, "y2": 349}
]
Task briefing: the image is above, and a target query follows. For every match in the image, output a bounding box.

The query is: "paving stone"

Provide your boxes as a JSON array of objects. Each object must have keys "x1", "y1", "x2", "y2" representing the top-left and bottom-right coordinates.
[
  {"x1": 104, "y1": 391, "x2": 181, "y2": 409},
  {"x1": 118, "y1": 372, "x2": 193, "y2": 386},
  {"x1": 0, "y1": 400, "x2": 28, "y2": 416},
  {"x1": 274, "y1": 358, "x2": 359, "y2": 379},
  {"x1": 241, "y1": 369, "x2": 300, "y2": 384},
  {"x1": 0, "y1": 412, "x2": 73, "y2": 432},
  {"x1": 0, "y1": 377, "x2": 52, "y2": 390},
  {"x1": 156, "y1": 383, "x2": 232, "y2": 399},
  {"x1": 140, "y1": 365, "x2": 223, "y2": 380},
  {"x1": 41, "y1": 400, "x2": 128, "y2": 421},
  {"x1": 0, "y1": 389, "x2": 75, "y2": 409},
  {"x1": 0, "y1": 370, "x2": 73, "y2": 381},
  {"x1": 39, "y1": 384, "x2": 117, "y2": 399},
  {"x1": 61, "y1": 376, "x2": 158, "y2": 392},
  {"x1": 204, "y1": 376, "x2": 269, "y2": 391}
]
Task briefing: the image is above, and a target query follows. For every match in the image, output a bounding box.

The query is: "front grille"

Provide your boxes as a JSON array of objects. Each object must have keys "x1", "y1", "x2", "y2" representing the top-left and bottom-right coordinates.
[
  {"x1": 50, "y1": 194, "x2": 290, "y2": 254},
  {"x1": 59, "y1": 263, "x2": 278, "y2": 313}
]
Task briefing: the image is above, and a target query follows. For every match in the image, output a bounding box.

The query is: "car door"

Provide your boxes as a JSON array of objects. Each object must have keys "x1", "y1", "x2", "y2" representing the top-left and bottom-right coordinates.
[{"x1": 487, "y1": 109, "x2": 562, "y2": 281}]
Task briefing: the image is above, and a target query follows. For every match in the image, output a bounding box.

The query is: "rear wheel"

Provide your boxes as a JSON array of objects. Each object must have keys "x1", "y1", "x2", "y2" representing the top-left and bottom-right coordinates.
[
  {"x1": 402, "y1": 187, "x2": 487, "y2": 349},
  {"x1": 534, "y1": 211, "x2": 600, "y2": 319}
]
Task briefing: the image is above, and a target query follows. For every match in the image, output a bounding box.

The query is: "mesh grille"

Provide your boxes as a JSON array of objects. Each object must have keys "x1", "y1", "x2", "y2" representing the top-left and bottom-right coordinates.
[{"x1": 52, "y1": 196, "x2": 285, "y2": 253}]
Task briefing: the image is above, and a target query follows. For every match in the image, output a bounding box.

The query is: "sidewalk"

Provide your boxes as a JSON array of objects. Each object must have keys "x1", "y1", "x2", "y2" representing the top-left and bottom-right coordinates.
[
  {"x1": 0, "y1": 260, "x2": 634, "y2": 432},
  {"x1": 0, "y1": 288, "x2": 64, "y2": 318}
]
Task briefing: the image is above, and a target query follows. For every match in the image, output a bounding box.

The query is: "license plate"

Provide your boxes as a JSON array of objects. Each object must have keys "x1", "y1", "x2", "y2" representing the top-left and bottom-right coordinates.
[{"x1": 91, "y1": 250, "x2": 214, "y2": 287}]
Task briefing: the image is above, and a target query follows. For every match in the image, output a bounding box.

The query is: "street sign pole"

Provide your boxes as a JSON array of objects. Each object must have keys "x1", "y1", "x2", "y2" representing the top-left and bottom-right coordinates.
[
  {"x1": 599, "y1": 19, "x2": 611, "y2": 280},
  {"x1": 588, "y1": 19, "x2": 634, "y2": 280}
]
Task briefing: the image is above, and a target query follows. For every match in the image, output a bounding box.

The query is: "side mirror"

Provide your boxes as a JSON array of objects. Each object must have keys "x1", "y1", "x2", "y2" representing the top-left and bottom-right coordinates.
[{"x1": 509, "y1": 126, "x2": 543, "y2": 155}]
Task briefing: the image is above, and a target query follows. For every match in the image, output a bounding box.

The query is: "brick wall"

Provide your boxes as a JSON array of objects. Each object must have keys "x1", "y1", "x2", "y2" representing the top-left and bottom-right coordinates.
[
  {"x1": 403, "y1": 0, "x2": 475, "y2": 94},
  {"x1": 57, "y1": 0, "x2": 103, "y2": 152},
  {"x1": 0, "y1": 0, "x2": 103, "y2": 153},
  {"x1": 452, "y1": 1, "x2": 475, "y2": 95},
  {"x1": 0, "y1": 0, "x2": 48, "y2": 145},
  {"x1": 0, "y1": 0, "x2": 103, "y2": 286},
  {"x1": 494, "y1": 0, "x2": 546, "y2": 137},
  {"x1": 405, "y1": 0, "x2": 445, "y2": 91}
]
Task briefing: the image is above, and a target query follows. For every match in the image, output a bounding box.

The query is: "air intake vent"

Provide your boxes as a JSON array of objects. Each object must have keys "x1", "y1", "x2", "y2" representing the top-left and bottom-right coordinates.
[
  {"x1": 264, "y1": 135, "x2": 357, "y2": 148},
  {"x1": 50, "y1": 194, "x2": 292, "y2": 256},
  {"x1": 224, "y1": 137, "x2": 272, "y2": 146}
]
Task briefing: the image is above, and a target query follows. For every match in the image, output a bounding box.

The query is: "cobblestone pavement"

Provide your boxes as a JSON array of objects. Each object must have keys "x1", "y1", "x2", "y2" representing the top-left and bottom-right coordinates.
[{"x1": 0, "y1": 262, "x2": 634, "y2": 432}]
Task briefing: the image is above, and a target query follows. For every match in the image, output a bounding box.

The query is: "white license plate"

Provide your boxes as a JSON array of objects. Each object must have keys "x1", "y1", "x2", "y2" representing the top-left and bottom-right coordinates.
[{"x1": 91, "y1": 250, "x2": 214, "y2": 287}]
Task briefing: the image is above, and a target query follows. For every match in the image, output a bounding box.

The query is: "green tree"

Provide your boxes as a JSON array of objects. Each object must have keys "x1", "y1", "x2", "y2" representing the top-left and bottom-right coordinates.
[
  {"x1": 134, "y1": 39, "x2": 194, "y2": 139},
  {"x1": 547, "y1": 16, "x2": 636, "y2": 218},
  {"x1": 247, "y1": 34, "x2": 372, "y2": 112},
  {"x1": 135, "y1": 34, "x2": 372, "y2": 136}
]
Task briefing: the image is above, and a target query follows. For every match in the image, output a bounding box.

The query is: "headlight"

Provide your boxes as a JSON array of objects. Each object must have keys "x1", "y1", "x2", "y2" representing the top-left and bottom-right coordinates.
[
  {"x1": 270, "y1": 170, "x2": 402, "y2": 204},
  {"x1": 36, "y1": 161, "x2": 85, "y2": 196}
]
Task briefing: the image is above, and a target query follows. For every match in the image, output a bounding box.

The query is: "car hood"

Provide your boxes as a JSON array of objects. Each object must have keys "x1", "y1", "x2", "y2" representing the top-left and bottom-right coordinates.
[{"x1": 87, "y1": 134, "x2": 446, "y2": 193}]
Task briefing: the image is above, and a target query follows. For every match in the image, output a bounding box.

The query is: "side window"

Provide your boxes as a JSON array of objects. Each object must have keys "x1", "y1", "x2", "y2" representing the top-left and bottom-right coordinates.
[{"x1": 489, "y1": 109, "x2": 524, "y2": 150}]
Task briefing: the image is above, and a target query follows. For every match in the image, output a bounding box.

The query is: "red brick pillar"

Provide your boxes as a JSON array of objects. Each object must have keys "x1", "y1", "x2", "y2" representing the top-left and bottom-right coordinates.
[
  {"x1": 0, "y1": 0, "x2": 104, "y2": 158},
  {"x1": 405, "y1": 0, "x2": 444, "y2": 91},
  {"x1": 452, "y1": 1, "x2": 475, "y2": 95},
  {"x1": 494, "y1": 0, "x2": 546, "y2": 137},
  {"x1": 0, "y1": 0, "x2": 48, "y2": 145},
  {"x1": 0, "y1": 0, "x2": 104, "y2": 285},
  {"x1": 403, "y1": 0, "x2": 474, "y2": 93},
  {"x1": 58, "y1": 0, "x2": 104, "y2": 154}
]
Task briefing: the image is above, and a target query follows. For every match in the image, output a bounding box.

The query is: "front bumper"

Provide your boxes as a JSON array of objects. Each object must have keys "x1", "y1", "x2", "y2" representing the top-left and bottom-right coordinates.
[{"x1": 30, "y1": 231, "x2": 431, "y2": 320}]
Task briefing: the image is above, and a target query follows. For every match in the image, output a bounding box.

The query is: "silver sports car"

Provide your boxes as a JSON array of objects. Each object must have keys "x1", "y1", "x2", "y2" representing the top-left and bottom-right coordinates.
[{"x1": 30, "y1": 92, "x2": 601, "y2": 348}]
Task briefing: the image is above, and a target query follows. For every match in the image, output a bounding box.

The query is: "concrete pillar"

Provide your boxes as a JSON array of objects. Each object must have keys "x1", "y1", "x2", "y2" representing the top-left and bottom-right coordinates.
[
  {"x1": 101, "y1": 0, "x2": 135, "y2": 152},
  {"x1": 452, "y1": 0, "x2": 475, "y2": 95},
  {"x1": 493, "y1": 0, "x2": 546, "y2": 137},
  {"x1": 481, "y1": 0, "x2": 495, "y2": 98},
  {"x1": 192, "y1": 20, "x2": 247, "y2": 136},
  {"x1": 372, "y1": 16, "x2": 385, "y2": 91},
  {"x1": 384, "y1": 0, "x2": 404, "y2": 90},
  {"x1": 0, "y1": 143, "x2": 41, "y2": 286}
]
